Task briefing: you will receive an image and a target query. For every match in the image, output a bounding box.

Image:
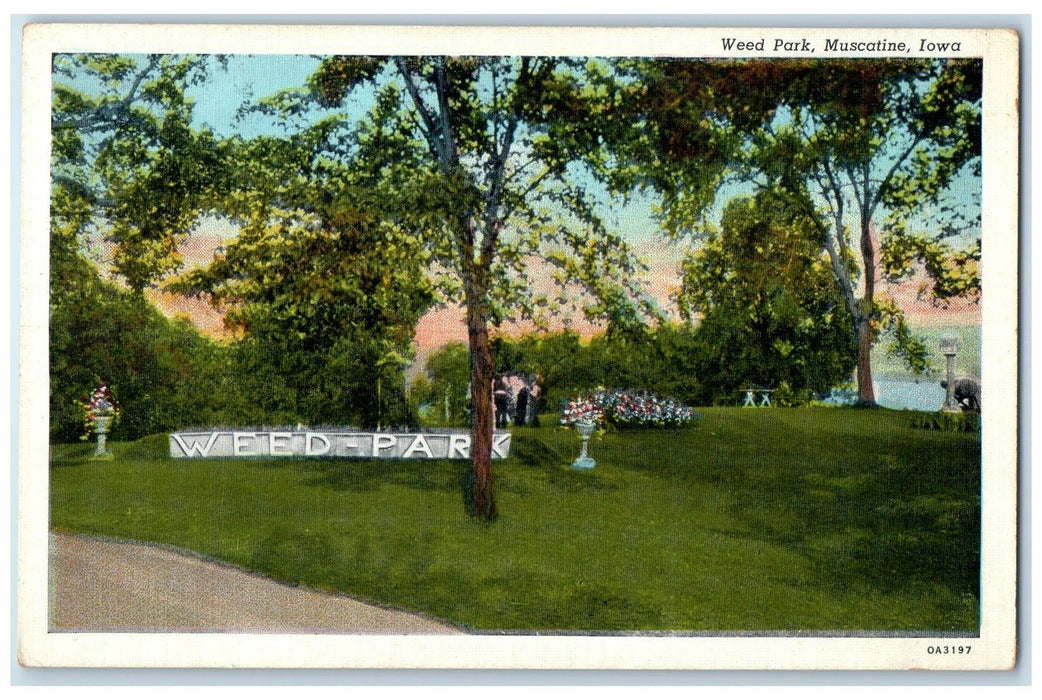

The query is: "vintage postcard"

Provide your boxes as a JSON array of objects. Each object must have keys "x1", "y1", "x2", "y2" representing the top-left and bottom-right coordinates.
[{"x1": 18, "y1": 23, "x2": 1019, "y2": 670}]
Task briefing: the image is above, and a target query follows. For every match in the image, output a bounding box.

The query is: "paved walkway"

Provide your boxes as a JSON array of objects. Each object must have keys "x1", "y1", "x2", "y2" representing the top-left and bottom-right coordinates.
[{"x1": 49, "y1": 531, "x2": 460, "y2": 634}]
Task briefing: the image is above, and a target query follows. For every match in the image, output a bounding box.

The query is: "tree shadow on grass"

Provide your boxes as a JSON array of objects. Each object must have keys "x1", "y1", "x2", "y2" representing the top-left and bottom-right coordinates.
[
  {"x1": 726, "y1": 437, "x2": 982, "y2": 603},
  {"x1": 602, "y1": 413, "x2": 981, "y2": 606},
  {"x1": 295, "y1": 433, "x2": 621, "y2": 499},
  {"x1": 298, "y1": 458, "x2": 461, "y2": 494},
  {"x1": 509, "y1": 433, "x2": 622, "y2": 494},
  {"x1": 49, "y1": 444, "x2": 96, "y2": 467},
  {"x1": 51, "y1": 434, "x2": 176, "y2": 468}
]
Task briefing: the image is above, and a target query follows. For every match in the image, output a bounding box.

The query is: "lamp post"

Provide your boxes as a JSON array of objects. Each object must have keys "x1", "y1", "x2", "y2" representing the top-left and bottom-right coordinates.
[{"x1": 941, "y1": 335, "x2": 961, "y2": 413}]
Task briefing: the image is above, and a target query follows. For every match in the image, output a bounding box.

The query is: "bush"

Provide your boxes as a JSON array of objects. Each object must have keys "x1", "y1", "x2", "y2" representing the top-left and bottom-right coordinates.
[
  {"x1": 49, "y1": 257, "x2": 245, "y2": 442},
  {"x1": 909, "y1": 411, "x2": 981, "y2": 433}
]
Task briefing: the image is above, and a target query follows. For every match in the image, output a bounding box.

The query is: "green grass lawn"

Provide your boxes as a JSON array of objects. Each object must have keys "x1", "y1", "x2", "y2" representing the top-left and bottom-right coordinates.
[{"x1": 50, "y1": 407, "x2": 980, "y2": 632}]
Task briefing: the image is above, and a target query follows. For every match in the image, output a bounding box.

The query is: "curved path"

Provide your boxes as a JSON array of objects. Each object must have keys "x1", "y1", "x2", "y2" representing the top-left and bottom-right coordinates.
[{"x1": 49, "y1": 531, "x2": 460, "y2": 634}]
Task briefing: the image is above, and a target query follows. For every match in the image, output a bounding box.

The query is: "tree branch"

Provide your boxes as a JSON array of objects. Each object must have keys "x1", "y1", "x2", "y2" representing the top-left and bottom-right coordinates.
[
  {"x1": 52, "y1": 55, "x2": 161, "y2": 132},
  {"x1": 868, "y1": 129, "x2": 925, "y2": 218},
  {"x1": 815, "y1": 159, "x2": 857, "y2": 314},
  {"x1": 432, "y1": 57, "x2": 459, "y2": 166},
  {"x1": 483, "y1": 58, "x2": 527, "y2": 228},
  {"x1": 819, "y1": 159, "x2": 847, "y2": 254},
  {"x1": 499, "y1": 166, "x2": 556, "y2": 224},
  {"x1": 392, "y1": 57, "x2": 444, "y2": 165}
]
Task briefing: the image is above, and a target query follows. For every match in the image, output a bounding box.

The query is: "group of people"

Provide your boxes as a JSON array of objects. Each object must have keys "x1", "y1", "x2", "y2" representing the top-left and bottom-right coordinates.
[{"x1": 492, "y1": 374, "x2": 541, "y2": 428}]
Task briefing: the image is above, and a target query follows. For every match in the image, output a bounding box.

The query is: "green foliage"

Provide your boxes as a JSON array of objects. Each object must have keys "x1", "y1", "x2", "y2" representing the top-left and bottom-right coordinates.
[
  {"x1": 279, "y1": 55, "x2": 670, "y2": 519},
  {"x1": 677, "y1": 193, "x2": 856, "y2": 404},
  {"x1": 874, "y1": 298, "x2": 932, "y2": 374},
  {"x1": 49, "y1": 255, "x2": 238, "y2": 442},
  {"x1": 634, "y1": 59, "x2": 983, "y2": 403},
  {"x1": 871, "y1": 325, "x2": 980, "y2": 379},
  {"x1": 310, "y1": 55, "x2": 659, "y2": 329},
  {"x1": 49, "y1": 53, "x2": 283, "y2": 440},
  {"x1": 608, "y1": 59, "x2": 779, "y2": 235},
  {"x1": 168, "y1": 121, "x2": 434, "y2": 429},
  {"x1": 909, "y1": 411, "x2": 980, "y2": 433},
  {"x1": 51, "y1": 54, "x2": 231, "y2": 293},
  {"x1": 422, "y1": 342, "x2": 472, "y2": 424},
  {"x1": 430, "y1": 326, "x2": 704, "y2": 415},
  {"x1": 881, "y1": 231, "x2": 981, "y2": 303},
  {"x1": 512, "y1": 331, "x2": 589, "y2": 410}
]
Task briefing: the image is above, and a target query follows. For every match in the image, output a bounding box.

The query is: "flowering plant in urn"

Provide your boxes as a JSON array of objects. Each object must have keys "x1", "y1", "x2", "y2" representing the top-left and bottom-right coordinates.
[
  {"x1": 81, "y1": 385, "x2": 119, "y2": 456},
  {"x1": 559, "y1": 394, "x2": 607, "y2": 428},
  {"x1": 560, "y1": 391, "x2": 607, "y2": 470}
]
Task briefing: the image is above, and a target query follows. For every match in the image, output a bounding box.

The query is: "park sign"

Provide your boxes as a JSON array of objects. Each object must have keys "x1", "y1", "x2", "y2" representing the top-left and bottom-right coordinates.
[{"x1": 170, "y1": 428, "x2": 511, "y2": 460}]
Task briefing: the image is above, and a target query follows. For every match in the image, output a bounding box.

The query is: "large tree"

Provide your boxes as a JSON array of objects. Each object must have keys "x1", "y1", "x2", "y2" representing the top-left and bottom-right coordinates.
[
  {"x1": 630, "y1": 59, "x2": 982, "y2": 405},
  {"x1": 170, "y1": 124, "x2": 435, "y2": 428},
  {"x1": 279, "y1": 56, "x2": 654, "y2": 520},
  {"x1": 677, "y1": 191, "x2": 856, "y2": 403},
  {"x1": 50, "y1": 54, "x2": 237, "y2": 438}
]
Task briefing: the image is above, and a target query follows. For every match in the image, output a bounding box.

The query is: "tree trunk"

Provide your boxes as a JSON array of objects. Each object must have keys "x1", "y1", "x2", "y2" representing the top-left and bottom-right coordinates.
[
  {"x1": 465, "y1": 295, "x2": 498, "y2": 522},
  {"x1": 854, "y1": 314, "x2": 877, "y2": 406},
  {"x1": 856, "y1": 210, "x2": 878, "y2": 406}
]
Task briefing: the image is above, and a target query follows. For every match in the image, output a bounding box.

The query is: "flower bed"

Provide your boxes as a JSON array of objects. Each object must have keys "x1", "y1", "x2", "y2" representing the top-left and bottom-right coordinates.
[{"x1": 561, "y1": 388, "x2": 697, "y2": 429}]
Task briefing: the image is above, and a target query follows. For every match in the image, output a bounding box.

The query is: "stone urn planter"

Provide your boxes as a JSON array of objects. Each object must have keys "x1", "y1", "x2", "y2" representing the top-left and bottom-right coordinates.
[
  {"x1": 92, "y1": 410, "x2": 114, "y2": 459},
  {"x1": 571, "y1": 419, "x2": 597, "y2": 470},
  {"x1": 85, "y1": 386, "x2": 118, "y2": 460}
]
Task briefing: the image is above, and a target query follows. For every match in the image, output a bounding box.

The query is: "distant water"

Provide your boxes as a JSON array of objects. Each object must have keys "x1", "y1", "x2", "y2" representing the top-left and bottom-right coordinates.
[{"x1": 874, "y1": 375, "x2": 948, "y2": 412}]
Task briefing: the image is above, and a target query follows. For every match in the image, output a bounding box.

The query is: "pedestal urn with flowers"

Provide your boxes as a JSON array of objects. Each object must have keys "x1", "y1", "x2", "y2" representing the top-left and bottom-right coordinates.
[
  {"x1": 560, "y1": 394, "x2": 605, "y2": 470},
  {"x1": 83, "y1": 385, "x2": 119, "y2": 460}
]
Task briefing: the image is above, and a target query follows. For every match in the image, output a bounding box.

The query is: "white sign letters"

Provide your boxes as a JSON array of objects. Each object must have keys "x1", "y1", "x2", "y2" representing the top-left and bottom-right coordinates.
[{"x1": 169, "y1": 429, "x2": 511, "y2": 460}]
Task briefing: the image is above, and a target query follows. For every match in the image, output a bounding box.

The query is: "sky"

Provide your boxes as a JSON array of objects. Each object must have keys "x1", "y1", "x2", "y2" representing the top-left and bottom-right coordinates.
[{"x1": 189, "y1": 54, "x2": 322, "y2": 138}]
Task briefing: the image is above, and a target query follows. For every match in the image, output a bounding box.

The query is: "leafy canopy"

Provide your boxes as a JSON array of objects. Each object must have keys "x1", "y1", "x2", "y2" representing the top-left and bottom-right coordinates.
[
  {"x1": 678, "y1": 192, "x2": 856, "y2": 401},
  {"x1": 51, "y1": 53, "x2": 232, "y2": 293},
  {"x1": 262, "y1": 55, "x2": 662, "y2": 332}
]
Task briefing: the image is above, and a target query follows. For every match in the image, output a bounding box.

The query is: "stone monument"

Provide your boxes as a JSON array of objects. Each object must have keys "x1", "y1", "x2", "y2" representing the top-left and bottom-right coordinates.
[{"x1": 170, "y1": 428, "x2": 511, "y2": 460}]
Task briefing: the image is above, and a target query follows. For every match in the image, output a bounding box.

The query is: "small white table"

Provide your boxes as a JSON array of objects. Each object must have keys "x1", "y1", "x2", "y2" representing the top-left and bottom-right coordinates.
[{"x1": 741, "y1": 389, "x2": 773, "y2": 407}]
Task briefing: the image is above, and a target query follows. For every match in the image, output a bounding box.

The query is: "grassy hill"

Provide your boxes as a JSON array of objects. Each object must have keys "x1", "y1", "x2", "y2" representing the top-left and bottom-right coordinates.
[{"x1": 51, "y1": 407, "x2": 980, "y2": 632}]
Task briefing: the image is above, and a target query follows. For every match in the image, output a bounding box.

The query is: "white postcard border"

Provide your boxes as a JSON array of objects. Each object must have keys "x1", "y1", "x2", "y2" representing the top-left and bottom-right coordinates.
[{"x1": 17, "y1": 23, "x2": 1020, "y2": 671}]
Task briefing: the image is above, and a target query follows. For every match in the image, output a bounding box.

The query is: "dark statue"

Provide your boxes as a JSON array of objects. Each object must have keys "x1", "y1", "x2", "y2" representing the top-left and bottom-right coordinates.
[{"x1": 940, "y1": 375, "x2": 982, "y2": 412}]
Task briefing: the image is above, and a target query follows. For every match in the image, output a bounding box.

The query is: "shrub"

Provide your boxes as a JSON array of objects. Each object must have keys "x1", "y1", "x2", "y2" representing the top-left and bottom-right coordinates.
[{"x1": 909, "y1": 411, "x2": 981, "y2": 433}]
